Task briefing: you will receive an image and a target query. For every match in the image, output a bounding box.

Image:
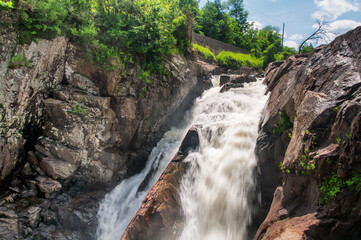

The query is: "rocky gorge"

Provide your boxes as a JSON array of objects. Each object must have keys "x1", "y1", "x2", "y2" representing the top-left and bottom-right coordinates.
[
  {"x1": 0, "y1": 7, "x2": 361, "y2": 240},
  {"x1": 255, "y1": 26, "x2": 361, "y2": 239},
  {"x1": 115, "y1": 27, "x2": 361, "y2": 239},
  {"x1": 0, "y1": 11, "x2": 214, "y2": 239}
]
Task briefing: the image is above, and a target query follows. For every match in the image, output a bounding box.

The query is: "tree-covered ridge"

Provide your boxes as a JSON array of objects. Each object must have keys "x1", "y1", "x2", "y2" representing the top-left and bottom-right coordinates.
[
  {"x1": 1, "y1": 0, "x2": 313, "y2": 73},
  {"x1": 195, "y1": 0, "x2": 314, "y2": 67},
  {"x1": 3, "y1": 0, "x2": 193, "y2": 74}
]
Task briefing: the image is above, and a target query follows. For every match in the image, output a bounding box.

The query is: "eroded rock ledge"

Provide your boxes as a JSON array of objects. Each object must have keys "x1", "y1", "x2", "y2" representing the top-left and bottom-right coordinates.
[{"x1": 255, "y1": 26, "x2": 361, "y2": 239}]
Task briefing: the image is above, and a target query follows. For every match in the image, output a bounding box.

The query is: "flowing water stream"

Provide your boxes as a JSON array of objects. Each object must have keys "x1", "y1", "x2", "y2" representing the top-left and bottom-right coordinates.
[{"x1": 96, "y1": 77, "x2": 268, "y2": 240}]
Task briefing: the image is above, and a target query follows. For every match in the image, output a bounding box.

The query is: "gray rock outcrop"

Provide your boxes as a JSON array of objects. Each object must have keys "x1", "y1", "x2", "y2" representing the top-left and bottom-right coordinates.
[{"x1": 255, "y1": 26, "x2": 361, "y2": 239}]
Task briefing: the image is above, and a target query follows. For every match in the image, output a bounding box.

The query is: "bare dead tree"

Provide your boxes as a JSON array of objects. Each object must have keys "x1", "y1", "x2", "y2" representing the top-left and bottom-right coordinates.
[{"x1": 298, "y1": 20, "x2": 331, "y2": 53}]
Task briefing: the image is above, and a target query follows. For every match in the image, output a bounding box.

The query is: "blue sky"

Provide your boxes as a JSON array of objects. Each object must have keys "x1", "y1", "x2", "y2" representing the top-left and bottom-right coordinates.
[{"x1": 199, "y1": 0, "x2": 361, "y2": 49}]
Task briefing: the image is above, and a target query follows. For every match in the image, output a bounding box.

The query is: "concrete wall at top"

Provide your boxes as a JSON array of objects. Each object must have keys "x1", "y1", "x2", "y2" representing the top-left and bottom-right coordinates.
[{"x1": 192, "y1": 32, "x2": 250, "y2": 55}]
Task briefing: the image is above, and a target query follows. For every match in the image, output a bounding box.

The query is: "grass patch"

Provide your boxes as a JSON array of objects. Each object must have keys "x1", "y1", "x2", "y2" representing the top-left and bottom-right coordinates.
[
  {"x1": 9, "y1": 55, "x2": 31, "y2": 69},
  {"x1": 216, "y1": 51, "x2": 263, "y2": 70},
  {"x1": 191, "y1": 44, "x2": 216, "y2": 63},
  {"x1": 0, "y1": 0, "x2": 15, "y2": 10}
]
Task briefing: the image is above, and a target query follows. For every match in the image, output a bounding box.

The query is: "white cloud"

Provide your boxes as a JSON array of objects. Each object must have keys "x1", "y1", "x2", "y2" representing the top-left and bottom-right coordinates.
[
  {"x1": 310, "y1": 19, "x2": 361, "y2": 45},
  {"x1": 284, "y1": 40, "x2": 299, "y2": 49},
  {"x1": 288, "y1": 34, "x2": 303, "y2": 41},
  {"x1": 249, "y1": 20, "x2": 264, "y2": 29},
  {"x1": 327, "y1": 19, "x2": 361, "y2": 34},
  {"x1": 313, "y1": 0, "x2": 359, "y2": 20}
]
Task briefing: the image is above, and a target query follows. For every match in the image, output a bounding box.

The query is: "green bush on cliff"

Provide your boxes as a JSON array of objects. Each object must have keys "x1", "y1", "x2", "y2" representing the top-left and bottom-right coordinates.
[
  {"x1": 319, "y1": 173, "x2": 344, "y2": 205},
  {"x1": 216, "y1": 51, "x2": 263, "y2": 70},
  {"x1": 9, "y1": 54, "x2": 31, "y2": 69},
  {"x1": 319, "y1": 170, "x2": 361, "y2": 205},
  {"x1": 15, "y1": 0, "x2": 193, "y2": 74},
  {"x1": 191, "y1": 44, "x2": 216, "y2": 63}
]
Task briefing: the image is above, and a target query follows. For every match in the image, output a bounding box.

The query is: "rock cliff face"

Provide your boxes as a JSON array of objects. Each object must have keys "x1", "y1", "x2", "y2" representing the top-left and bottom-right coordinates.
[
  {"x1": 0, "y1": 12, "x2": 212, "y2": 239},
  {"x1": 255, "y1": 27, "x2": 361, "y2": 239}
]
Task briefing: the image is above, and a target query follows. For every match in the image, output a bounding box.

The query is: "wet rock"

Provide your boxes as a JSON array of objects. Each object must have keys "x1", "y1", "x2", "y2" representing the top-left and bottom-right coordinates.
[
  {"x1": 122, "y1": 127, "x2": 200, "y2": 240},
  {"x1": 219, "y1": 83, "x2": 244, "y2": 92},
  {"x1": 231, "y1": 74, "x2": 257, "y2": 84},
  {"x1": 220, "y1": 75, "x2": 231, "y2": 86},
  {"x1": 179, "y1": 126, "x2": 200, "y2": 154}
]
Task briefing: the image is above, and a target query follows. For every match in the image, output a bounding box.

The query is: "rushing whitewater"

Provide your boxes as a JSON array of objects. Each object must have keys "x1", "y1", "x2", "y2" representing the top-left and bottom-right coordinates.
[
  {"x1": 178, "y1": 80, "x2": 268, "y2": 240},
  {"x1": 96, "y1": 76, "x2": 268, "y2": 240},
  {"x1": 96, "y1": 127, "x2": 189, "y2": 240}
]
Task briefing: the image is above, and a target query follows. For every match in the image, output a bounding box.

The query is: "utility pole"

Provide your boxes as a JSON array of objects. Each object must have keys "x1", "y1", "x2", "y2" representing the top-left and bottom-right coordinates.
[{"x1": 281, "y1": 23, "x2": 285, "y2": 50}]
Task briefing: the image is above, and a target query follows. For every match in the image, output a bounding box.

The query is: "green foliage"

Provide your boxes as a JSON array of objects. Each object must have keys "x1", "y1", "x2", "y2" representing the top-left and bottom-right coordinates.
[
  {"x1": 71, "y1": 103, "x2": 87, "y2": 115},
  {"x1": 14, "y1": 0, "x2": 192, "y2": 75},
  {"x1": 0, "y1": 103, "x2": 3, "y2": 108},
  {"x1": 9, "y1": 54, "x2": 31, "y2": 69},
  {"x1": 299, "y1": 43, "x2": 314, "y2": 54},
  {"x1": 191, "y1": 43, "x2": 216, "y2": 62},
  {"x1": 224, "y1": 0, "x2": 248, "y2": 32},
  {"x1": 272, "y1": 111, "x2": 292, "y2": 135},
  {"x1": 346, "y1": 170, "x2": 361, "y2": 191},
  {"x1": 319, "y1": 170, "x2": 361, "y2": 205},
  {"x1": 320, "y1": 173, "x2": 345, "y2": 205},
  {"x1": 346, "y1": 133, "x2": 353, "y2": 140},
  {"x1": 275, "y1": 46, "x2": 298, "y2": 61},
  {"x1": 140, "y1": 70, "x2": 152, "y2": 84},
  {"x1": 0, "y1": 0, "x2": 15, "y2": 10},
  {"x1": 279, "y1": 161, "x2": 284, "y2": 171},
  {"x1": 299, "y1": 152, "x2": 316, "y2": 175},
  {"x1": 216, "y1": 51, "x2": 263, "y2": 70},
  {"x1": 336, "y1": 136, "x2": 341, "y2": 144}
]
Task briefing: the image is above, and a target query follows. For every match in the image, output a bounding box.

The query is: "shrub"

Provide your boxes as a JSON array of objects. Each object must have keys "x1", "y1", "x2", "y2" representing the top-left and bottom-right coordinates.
[
  {"x1": 346, "y1": 170, "x2": 361, "y2": 191},
  {"x1": 9, "y1": 55, "x2": 31, "y2": 69},
  {"x1": 319, "y1": 173, "x2": 344, "y2": 205},
  {"x1": 272, "y1": 111, "x2": 292, "y2": 135},
  {"x1": 191, "y1": 43, "x2": 216, "y2": 63},
  {"x1": 216, "y1": 51, "x2": 263, "y2": 70},
  {"x1": 71, "y1": 103, "x2": 87, "y2": 115}
]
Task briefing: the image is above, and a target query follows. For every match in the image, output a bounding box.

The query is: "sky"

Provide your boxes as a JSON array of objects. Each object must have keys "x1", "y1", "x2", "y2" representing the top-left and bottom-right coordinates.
[{"x1": 199, "y1": 0, "x2": 361, "y2": 49}]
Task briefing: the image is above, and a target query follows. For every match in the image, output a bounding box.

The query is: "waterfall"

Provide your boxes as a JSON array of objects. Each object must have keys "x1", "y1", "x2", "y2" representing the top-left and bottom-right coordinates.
[
  {"x1": 96, "y1": 77, "x2": 268, "y2": 240},
  {"x1": 96, "y1": 127, "x2": 189, "y2": 240},
  {"x1": 178, "y1": 80, "x2": 268, "y2": 240}
]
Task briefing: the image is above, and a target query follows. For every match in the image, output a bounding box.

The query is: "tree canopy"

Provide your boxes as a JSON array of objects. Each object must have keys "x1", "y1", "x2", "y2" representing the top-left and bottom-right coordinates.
[{"x1": 1, "y1": 0, "x2": 305, "y2": 72}]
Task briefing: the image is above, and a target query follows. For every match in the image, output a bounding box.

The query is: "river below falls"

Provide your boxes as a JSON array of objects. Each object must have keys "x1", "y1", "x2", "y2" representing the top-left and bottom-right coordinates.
[{"x1": 96, "y1": 77, "x2": 269, "y2": 240}]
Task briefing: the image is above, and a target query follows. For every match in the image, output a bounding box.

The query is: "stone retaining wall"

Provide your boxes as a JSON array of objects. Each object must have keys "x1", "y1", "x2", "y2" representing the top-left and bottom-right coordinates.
[{"x1": 192, "y1": 32, "x2": 250, "y2": 55}]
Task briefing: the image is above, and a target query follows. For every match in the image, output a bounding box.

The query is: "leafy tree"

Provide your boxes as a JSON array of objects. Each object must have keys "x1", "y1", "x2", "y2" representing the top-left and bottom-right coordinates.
[
  {"x1": 224, "y1": 0, "x2": 248, "y2": 32},
  {"x1": 299, "y1": 43, "x2": 314, "y2": 54}
]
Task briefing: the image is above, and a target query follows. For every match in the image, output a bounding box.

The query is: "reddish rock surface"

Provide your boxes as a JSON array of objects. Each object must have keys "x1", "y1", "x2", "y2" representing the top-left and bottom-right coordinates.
[{"x1": 121, "y1": 127, "x2": 199, "y2": 240}]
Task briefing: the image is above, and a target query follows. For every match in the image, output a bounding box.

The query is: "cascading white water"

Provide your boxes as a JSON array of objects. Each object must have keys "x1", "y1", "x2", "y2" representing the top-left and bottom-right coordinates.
[
  {"x1": 96, "y1": 127, "x2": 188, "y2": 240},
  {"x1": 96, "y1": 76, "x2": 268, "y2": 240},
  {"x1": 178, "y1": 80, "x2": 268, "y2": 240}
]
